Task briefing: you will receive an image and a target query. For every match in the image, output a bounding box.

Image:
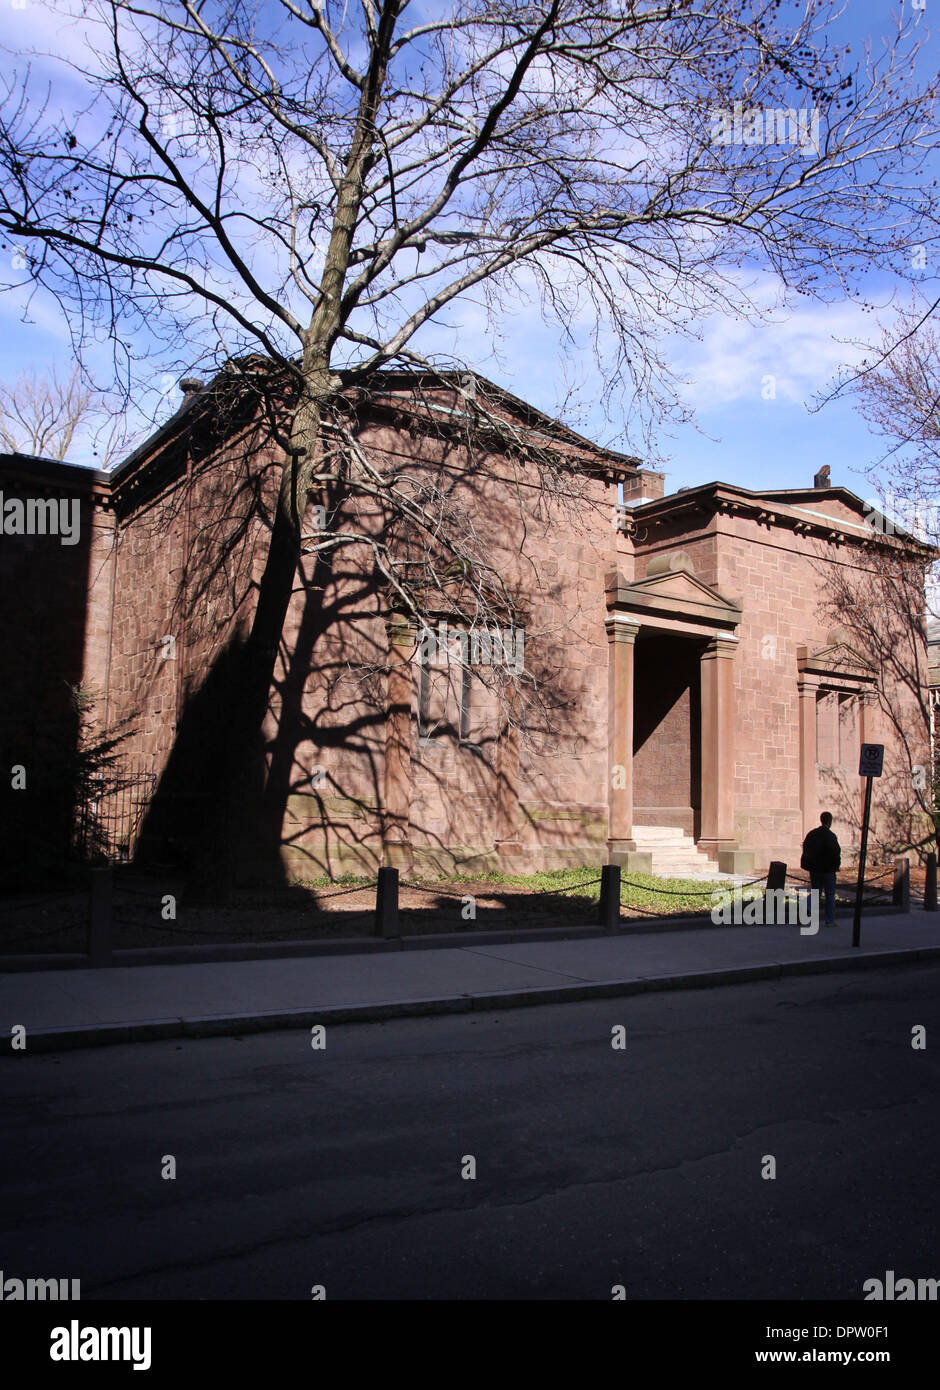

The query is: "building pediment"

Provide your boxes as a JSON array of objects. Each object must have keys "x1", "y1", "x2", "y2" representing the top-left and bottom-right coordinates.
[
  {"x1": 797, "y1": 641, "x2": 877, "y2": 685},
  {"x1": 606, "y1": 560, "x2": 741, "y2": 631}
]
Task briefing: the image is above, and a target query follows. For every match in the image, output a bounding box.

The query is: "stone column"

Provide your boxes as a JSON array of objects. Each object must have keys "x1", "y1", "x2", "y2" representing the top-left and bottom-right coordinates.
[
  {"x1": 383, "y1": 617, "x2": 414, "y2": 869},
  {"x1": 699, "y1": 633, "x2": 748, "y2": 870},
  {"x1": 605, "y1": 614, "x2": 650, "y2": 870},
  {"x1": 798, "y1": 676, "x2": 819, "y2": 836}
]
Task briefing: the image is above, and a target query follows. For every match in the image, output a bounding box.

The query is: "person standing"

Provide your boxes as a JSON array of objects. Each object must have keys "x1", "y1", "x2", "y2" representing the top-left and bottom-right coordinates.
[{"x1": 801, "y1": 811, "x2": 841, "y2": 927}]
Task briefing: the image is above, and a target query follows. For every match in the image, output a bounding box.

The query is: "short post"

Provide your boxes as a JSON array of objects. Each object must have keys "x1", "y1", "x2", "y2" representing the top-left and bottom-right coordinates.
[
  {"x1": 598, "y1": 863, "x2": 621, "y2": 931},
  {"x1": 87, "y1": 865, "x2": 113, "y2": 967},
  {"x1": 765, "y1": 861, "x2": 787, "y2": 891},
  {"x1": 376, "y1": 866, "x2": 400, "y2": 938},
  {"x1": 764, "y1": 860, "x2": 787, "y2": 925},
  {"x1": 925, "y1": 852, "x2": 938, "y2": 912},
  {"x1": 892, "y1": 857, "x2": 910, "y2": 911}
]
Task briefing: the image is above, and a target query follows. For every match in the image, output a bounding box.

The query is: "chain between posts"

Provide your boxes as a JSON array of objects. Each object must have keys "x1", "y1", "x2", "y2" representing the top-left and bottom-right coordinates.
[
  {"x1": 618, "y1": 875, "x2": 765, "y2": 897},
  {"x1": 113, "y1": 878, "x2": 377, "y2": 901},
  {"x1": 399, "y1": 877, "x2": 604, "y2": 898},
  {"x1": 0, "y1": 857, "x2": 910, "y2": 961}
]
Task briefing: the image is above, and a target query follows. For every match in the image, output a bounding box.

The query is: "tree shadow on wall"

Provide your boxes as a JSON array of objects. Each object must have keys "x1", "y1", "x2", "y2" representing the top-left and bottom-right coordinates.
[{"x1": 129, "y1": 376, "x2": 600, "y2": 900}]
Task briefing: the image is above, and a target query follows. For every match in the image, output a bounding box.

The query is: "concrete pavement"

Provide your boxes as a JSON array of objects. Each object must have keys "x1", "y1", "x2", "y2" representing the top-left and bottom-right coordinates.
[{"x1": 2, "y1": 906, "x2": 938, "y2": 1053}]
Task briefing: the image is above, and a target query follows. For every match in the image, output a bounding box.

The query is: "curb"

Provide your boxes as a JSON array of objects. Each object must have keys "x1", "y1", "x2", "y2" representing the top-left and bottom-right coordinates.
[{"x1": 7, "y1": 941, "x2": 940, "y2": 1055}]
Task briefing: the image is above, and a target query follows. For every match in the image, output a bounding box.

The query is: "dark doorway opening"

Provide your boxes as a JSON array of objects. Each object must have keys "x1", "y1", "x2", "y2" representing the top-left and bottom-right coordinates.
[{"x1": 633, "y1": 632, "x2": 703, "y2": 839}]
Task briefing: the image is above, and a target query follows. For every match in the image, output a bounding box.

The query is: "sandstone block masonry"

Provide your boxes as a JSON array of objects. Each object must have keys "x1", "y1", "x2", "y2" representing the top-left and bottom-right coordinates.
[{"x1": 1, "y1": 370, "x2": 929, "y2": 885}]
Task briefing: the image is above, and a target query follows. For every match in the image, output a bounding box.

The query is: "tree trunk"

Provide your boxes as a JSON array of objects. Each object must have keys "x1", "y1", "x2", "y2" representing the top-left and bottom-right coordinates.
[
  {"x1": 184, "y1": 0, "x2": 397, "y2": 899},
  {"x1": 187, "y1": 388, "x2": 325, "y2": 899}
]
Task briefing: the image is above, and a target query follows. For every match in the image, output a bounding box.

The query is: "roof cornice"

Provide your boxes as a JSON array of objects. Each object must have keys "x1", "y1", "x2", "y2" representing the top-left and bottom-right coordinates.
[
  {"x1": 105, "y1": 362, "x2": 647, "y2": 499},
  {"x1": 628, "y1": 481, "x2": 938, "y2": 558},
  {"x1": 0, "y1": 451, "x2": 112, "y2": 505}
]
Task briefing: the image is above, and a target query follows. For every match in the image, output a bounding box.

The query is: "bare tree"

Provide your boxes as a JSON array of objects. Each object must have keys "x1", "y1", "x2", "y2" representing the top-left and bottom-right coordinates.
[
  {"x1": 818, "y1": 536, "x2": 938, "y2": 865},
  {"x1": 818, "y1": 299, "x2": 940, "y2": 864},
  {"x1": 841, "y1": 299, "x2": 940, "y2": 539},
  {"x1": 1, "y1": 0, "x2": 937, "y2": 886},
  {"x1": 0, "y1": 363, "x2": 127, "y2": 463}
]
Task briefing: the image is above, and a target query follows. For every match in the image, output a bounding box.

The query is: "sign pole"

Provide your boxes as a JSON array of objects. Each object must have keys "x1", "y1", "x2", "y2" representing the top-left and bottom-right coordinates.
[
  {"x1": 852, "y1": 776, "x2": 874, "y2": 949},
  {"x1": 853, "y1": 743, "x2": 884, "y2": 949}
]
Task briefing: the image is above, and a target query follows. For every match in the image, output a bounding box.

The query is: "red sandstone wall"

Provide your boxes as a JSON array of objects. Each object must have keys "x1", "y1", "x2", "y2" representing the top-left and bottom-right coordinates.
[
  {"x1": 96, "y1": 387, "x2": 626, "y2": 881},
  {"x1": 276, "y1": 410, "x2": 621, "y2": 877},
  {"x1": 714, "y1": 516, "x2": 921, "y2": 867},
  {"x1": 101, "y1": 419, "x2": 283, "y2": 867},
  {"x1": 630, "y1": 502, "x2": 928, "y2": 871},
  {"x1": 712, "y1": 516, "x2": 812, "y2": 862},
  {"x1": 83, "y1": 505, "x2": 116, "y2": 705},
  {"x1": 89, "y1": 390, "x2": 929, "y2": 884}
]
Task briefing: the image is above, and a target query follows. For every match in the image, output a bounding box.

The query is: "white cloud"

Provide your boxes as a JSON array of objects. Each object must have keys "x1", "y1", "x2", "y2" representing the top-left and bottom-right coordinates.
[{"x1": 669, "y1": 280, "x2": 872, "y2": 410}]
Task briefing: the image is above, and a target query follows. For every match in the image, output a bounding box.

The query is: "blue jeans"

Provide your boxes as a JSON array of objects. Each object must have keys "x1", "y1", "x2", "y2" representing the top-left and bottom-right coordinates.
[{"x1": 810, "y1": 871, "x2": 837, "y2": 925}]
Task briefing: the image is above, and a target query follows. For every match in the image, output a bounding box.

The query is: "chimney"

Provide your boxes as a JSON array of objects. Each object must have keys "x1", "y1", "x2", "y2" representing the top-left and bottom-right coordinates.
[
  {"x1": 622, "y1": 467, "x2": 665, "y2": 505},
  {"x1": 814, "y1": 465, "x2": 830, "y2": 489}
]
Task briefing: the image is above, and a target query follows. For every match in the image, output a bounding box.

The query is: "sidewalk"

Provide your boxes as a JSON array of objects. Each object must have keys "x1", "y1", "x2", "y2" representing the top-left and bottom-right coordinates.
[{"x1": 2, "y1": 905, "x2": 938, "y2": 1054}]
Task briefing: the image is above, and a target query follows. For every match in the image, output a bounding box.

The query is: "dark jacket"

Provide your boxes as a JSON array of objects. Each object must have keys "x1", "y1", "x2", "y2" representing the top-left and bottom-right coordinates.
[{"x1": 801, "y1": 825, "x2": 841, "y2": 874}]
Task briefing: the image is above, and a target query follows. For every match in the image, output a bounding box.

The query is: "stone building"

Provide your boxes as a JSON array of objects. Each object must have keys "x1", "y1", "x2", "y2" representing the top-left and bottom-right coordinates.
[{"x1": 0, "y1": 368, "x2": 929, "y2": 885}]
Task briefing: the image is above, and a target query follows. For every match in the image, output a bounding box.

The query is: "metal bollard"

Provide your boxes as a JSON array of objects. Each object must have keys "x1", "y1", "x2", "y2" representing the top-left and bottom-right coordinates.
[
  {"x1": 598, "y1": 864, "x2": 621, "y2": 931},
  {"x1": 375, "y1": 866, "x2": 400, "y2": 938},
  {"x1": 87, "y1": 865, "x2": 114, "y2": 966}
]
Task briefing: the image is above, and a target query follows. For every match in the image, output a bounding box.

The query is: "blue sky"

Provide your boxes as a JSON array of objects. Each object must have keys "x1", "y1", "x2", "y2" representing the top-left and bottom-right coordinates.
[{"x1": 1, "y1": 0, "x2": 936, "y2": 497}]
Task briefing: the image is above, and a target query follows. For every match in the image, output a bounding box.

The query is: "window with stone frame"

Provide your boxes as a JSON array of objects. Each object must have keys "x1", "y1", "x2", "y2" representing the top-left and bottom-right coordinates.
[
  {"x1": 816, "y1": 688, "x2": 863, "y2": 771},
  {"x1": 417, "y1": 658, "x2": 450, "y2": 742},
  {"x1": 815, "y1": 690, "x2": 838, "y2": 767},
  {"x1": 416, "y1": 628, "x2": 499, "y2": 748}
]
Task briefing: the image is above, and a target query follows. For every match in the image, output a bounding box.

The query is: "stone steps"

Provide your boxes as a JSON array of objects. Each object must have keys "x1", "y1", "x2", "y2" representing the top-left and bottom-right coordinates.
[{"x1": 631, "y1": 825, "x2": 725, "y2": 880}]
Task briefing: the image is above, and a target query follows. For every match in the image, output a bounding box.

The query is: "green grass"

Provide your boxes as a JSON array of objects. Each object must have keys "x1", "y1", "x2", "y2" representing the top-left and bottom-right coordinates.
[
  {"x1": 614, "y1": 871, "x2": 763, "y2": 916},
  {"x1": 290, "y1": 865, "x2": 780, "y2": 921},
  {"x1": 406, "y1": 865, "x2": 766, "y2": 917},
  {"x1": 294, "y1": 872, "x2": 375, "y2": 890},
  {"x1": 422, "y1": 865, "x2": 603, "y2": 892}
]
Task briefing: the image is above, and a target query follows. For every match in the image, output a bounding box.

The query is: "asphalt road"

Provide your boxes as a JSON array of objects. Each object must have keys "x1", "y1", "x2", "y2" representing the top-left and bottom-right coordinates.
[{"x1": 2, "y1": 963, "x2": 939, "y2": 1300}]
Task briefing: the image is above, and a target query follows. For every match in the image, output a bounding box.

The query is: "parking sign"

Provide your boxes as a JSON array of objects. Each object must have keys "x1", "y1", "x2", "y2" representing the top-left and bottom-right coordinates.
[{"x1": 858, "y1": 744, "x2": 884, "y2": 777}]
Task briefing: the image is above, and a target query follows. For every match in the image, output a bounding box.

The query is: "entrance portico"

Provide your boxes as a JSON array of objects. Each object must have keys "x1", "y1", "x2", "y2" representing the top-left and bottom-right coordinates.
[{"x1": 605, "y1": 553, "x2": 753, "y2": 875}]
